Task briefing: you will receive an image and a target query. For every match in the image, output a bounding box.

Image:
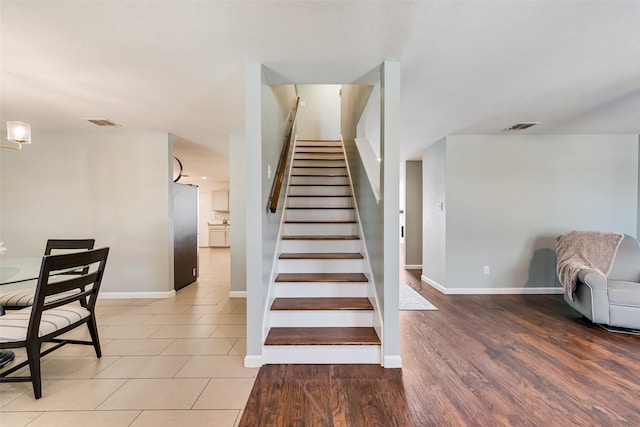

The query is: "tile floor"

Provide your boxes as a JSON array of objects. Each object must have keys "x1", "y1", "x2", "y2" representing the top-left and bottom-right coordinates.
[{"x1": 0, "y1": 248, "x2": 255, "y2": 427}]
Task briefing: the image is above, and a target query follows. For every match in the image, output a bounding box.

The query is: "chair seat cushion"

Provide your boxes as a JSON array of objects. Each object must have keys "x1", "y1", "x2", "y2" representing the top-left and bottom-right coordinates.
[
  {"x1": 0, "y1": 288, "x2": 80, "y2": 308},
  {"x1": 0, "y1": 306, "x2": 90, "y2": 343},
  {"x1": 608, "y1": 280, "x2": 640, "y2": 307}
]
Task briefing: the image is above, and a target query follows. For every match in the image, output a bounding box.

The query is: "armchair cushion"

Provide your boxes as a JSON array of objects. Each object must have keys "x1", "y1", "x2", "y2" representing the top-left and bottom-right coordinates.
[{"x1": 607, "y1": 281, "x2": 640, "y2": 307}]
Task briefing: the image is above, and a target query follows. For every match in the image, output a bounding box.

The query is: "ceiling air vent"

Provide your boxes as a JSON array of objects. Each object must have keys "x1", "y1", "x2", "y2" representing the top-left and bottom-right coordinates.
[
  {"x1": 503, "y1": 122, "x2": 540, "y2": 131},
  {"x1": 86, "y1": 118, "x2": 120, "y2": 127}
]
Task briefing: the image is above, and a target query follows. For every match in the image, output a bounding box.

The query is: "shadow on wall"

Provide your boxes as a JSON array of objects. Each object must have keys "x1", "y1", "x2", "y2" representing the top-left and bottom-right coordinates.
[{"x1": 525, "y1": 236, "x2": 562, "y2": 289}]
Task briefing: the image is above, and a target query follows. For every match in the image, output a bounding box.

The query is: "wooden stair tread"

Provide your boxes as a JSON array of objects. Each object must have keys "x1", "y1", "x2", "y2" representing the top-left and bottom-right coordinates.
[
  {"x1": 295, "y1": 154, "x2": 344, "y2": 157},
  {"x1": 296, "y1": 150, "x2": 343, "y2": 153},
  {"x1": 290, "y1": 175, "x2": 348, "y2": 178},
  {"x1": 291, "y1": 165, "x2": 346, "y2": 169},
  {"x1": 279, "y1": 252, "x2": 363, "y2": 259},
  {"x1": 275, "y1": 273, "x2": 368, "y2": 282},
  {"x1": 271, "y1": 297, "x2": 372, "y2": 311},
  {"x1": 294, "y1": 157, "x2": 344, "y2": 160},
  {"x1": 265, "y1": 327, "x2": 380, "y2": 346},
  {"x1": 288, "y1": 195, "x2": 351, "y2": 198},
  {"x1": 287, "y1": 194, "x2": 352, "y2": 199},
  {"x1": 282, "y1": 235, "x2": 360, "y2": 240},
  {"x1": 284, "y1": 220, "x2": 356, "y2": 223},
  {"x1": 286, "y1": 206, "x2": 353, "y2": 210},
  {"x1": 289, "y1": 184, "x2": 350, "y2": 187}
]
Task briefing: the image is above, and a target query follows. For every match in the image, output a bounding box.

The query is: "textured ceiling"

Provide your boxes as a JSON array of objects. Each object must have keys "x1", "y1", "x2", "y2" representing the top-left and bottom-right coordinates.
[{"x1": 1, "y1": 1, "x2": 639, "y2": 186}]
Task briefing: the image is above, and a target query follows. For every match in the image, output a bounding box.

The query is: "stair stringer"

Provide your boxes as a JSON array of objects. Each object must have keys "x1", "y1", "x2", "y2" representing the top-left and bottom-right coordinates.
[
  {"x1": 339, "y1": 137, "x2": 384, "y2": 354},
  {"x1": 260, "y1": 136, "x2": 301, "y2": 347}
]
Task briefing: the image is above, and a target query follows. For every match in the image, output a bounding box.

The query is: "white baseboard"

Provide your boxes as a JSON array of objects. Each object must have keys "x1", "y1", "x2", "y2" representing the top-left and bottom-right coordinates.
[
  {"x1": 244, "y1": 355, "x2": 264, "y2": 368},
  {"x1": 421, "y1": 275, "x2": 447, "y2": 293},
  {"x1": 403, "y1": 264, "x2": 422, "y2": 270},
  {"x1": 383, "y1": 355, "x2": 402, "y2": 368},
  {"x1": 229, "y1": 291, "x2": 247, "y2": 298},
  {"x1": 100, "y1": 290, "x2": 176, "y2": 299},
  {"x1": 421, "y1": 275, "x2": 564, "y2": 295}
]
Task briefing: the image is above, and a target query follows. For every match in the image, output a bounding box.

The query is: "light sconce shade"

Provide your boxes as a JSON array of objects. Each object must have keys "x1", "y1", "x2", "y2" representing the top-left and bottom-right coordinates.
[
  {"x1": 7, "y1": 121, "x2": 31, "y2": 144},
  {"x1": 2, "y1": 121, "x2": 31, "y2": 150}
]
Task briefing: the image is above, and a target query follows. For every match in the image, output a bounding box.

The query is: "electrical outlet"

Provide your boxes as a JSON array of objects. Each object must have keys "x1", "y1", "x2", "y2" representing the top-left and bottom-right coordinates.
[{"x1": 483, "y1": 266, "x2": 490, "y2": 275}]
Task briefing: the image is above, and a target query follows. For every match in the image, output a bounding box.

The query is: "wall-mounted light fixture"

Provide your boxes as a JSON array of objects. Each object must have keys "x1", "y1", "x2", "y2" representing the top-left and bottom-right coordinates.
[{"x1": 1, "y1": 121, "x2": 32, "y2": 150}]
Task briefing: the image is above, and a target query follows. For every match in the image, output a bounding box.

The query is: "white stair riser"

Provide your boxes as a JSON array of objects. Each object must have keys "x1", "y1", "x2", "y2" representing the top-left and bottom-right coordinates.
[
  {"x1": 287, "y1": 197, "x2": 353, "y2": 208},
  {"x1": 296, "y1": 141, "x2": 342, "y2": 147},
  {"x1": 263, "y1": 345, "x2": 380, "y2": 364},
  {"x1": 281, "y1": 240, "x2": 361, "y2": 252},
  {"x1": 278, "y1": 258, "x2": 365, "y2": 273},
  {"x1": 286, "y1": 209, "x2": 354, "y2": 222},
  {"x1": 294, "y1": 147, "x2": 343, "y2": 153},
  {"x1": 295, "y1": 154, "x2": 344, "y2": 160},
  {"x1": 270, "y1": 310, "x2": 374, "y2": 327},
  {"x1": 290, "y1": 176, "x2": 350, "y2": 185},
  {"x1": 291, "y1": 167, "x2": 347, "y2": 176},
  {"x1": 274, "y1": 282, "x2": 369, "y2": 297},
  {"x1": 288, "y1": 186, "x2": 351, "y2": 196},
  {"x1": 293, "y1": 160, "x2": 346, "y2": 168},
  {"x1": 283, "y1": 223, "x2": 358, "y2": 235}
]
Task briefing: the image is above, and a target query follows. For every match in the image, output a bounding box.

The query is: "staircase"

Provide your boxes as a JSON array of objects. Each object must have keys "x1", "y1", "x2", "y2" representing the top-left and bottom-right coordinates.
[{"x1": 263, "y1": 140, "x2": 381, "y2": 364}]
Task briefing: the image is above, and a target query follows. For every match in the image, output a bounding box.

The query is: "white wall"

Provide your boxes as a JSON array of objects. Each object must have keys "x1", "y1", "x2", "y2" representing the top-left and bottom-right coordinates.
[
  {"x1": 198, "y1": 190, "x2": 212, "y2": 247},
  {"x1": 421, "y1": 138, "x2": 447, "y2": 286},
  {"x1": 423, "y1": 134, "x2": 638, "y2": 293},
  {"x1": 340, "y1": 62, "x2": 401, "y2": 367},
  {"x1": 0, "y1": 131, "x2": 174, "y2": 295},
  {"x1": 229, "y1": 132, "x2": 246, "y2": 296},
  {"x1": 262, "y1": 84, "x2": 298, "y2": 292},
  {"x1": 296, "y1": 85, "x2": 341, "y2": 140},
  {"x1": 360, "y1": 83, "x2": 381, "y2": 159},
  {"x1": 244, "y1": 62, "x2": 297, "y2": 364},
  {"x1": 341, "y1": 85, "x2": 382, "y2": 294}
]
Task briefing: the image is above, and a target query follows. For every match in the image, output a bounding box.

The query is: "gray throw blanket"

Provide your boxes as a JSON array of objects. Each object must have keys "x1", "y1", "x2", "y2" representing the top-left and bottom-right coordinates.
[{"x1": 556, "y1": 231, "x2": 624, "y2": 300}]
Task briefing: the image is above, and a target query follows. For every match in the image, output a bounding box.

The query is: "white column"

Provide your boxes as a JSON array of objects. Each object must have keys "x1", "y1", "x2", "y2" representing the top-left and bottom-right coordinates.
[
  {"x1": 244, "y1": 63, "x2": 264, "y2": 367},
  {"x1": 381, "y1": 61, "x2": 402, "y2": 368}
]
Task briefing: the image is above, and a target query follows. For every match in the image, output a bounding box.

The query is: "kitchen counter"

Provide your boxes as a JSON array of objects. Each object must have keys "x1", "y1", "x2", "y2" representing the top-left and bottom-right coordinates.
[{"x1": 208, "y1": 223, "x2": 231, "y2": 247}]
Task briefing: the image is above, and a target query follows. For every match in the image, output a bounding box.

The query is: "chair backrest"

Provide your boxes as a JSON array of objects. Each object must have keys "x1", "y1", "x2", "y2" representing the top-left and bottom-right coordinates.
[
  {"x1": 44, "y1": 239, "x2": 96, "y2": 275},
  {"x1": 608, "y1": 234, "x2": 640, "y2": 282},
  {"x1": 44, "y1": 239, "x2": 95, "y2": 255},
  {"x1": 27, "y1": 248, "x2": 109, "y2": 339}
]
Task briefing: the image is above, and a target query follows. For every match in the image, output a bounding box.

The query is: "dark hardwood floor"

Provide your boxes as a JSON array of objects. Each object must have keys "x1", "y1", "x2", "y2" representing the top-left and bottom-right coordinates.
[{"x1": 240, "y1": 269, "x2": 640, "y2": 426}]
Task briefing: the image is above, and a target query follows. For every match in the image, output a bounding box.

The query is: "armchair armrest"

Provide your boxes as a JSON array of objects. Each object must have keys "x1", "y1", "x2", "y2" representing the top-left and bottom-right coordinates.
[{"x1": 576, "y1": 268, "x2": 610, "y2": 324}]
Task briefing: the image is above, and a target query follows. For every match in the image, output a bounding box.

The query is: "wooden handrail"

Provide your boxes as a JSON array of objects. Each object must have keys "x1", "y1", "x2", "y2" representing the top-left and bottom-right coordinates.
[{"x1": 269, "y1": 97, "x2": 300, "y2": 213}]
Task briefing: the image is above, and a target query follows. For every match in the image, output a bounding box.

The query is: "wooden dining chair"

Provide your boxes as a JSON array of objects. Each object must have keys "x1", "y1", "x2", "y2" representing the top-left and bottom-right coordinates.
[
  {"x1": 0, "y1": 247, "x2": 109, "y2": 399},
  {"x1": 0, "y1": 239, "x2": 95, "y2": 309}
]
